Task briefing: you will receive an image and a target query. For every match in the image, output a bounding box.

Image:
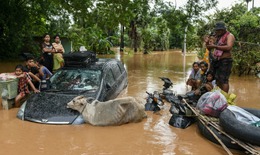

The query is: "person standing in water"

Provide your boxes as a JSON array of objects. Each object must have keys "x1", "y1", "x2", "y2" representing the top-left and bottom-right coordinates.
[{"x1": 206, "y1": 22, "x2": 235, "y2": 93}]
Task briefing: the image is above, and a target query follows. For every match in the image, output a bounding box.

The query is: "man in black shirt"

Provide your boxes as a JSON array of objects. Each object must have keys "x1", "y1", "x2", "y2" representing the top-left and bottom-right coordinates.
[{"x1": 23, "y1": 56, "x2": 41, "y2": 89}]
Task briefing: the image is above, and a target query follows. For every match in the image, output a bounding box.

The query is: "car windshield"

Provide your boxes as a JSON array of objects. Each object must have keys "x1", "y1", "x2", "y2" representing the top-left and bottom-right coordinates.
[{"x1": 49, "y1": 69, "x2": 101, "y2": 91}]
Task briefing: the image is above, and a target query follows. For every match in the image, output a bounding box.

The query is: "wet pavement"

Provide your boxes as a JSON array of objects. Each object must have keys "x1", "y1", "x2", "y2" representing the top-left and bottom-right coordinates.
[{"x1": 0, "y1": 50, "x2": 259, "y2": 155}]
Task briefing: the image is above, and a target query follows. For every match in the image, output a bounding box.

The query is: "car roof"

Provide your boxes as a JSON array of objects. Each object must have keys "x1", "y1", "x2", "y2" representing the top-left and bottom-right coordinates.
[{"x1": 62, "y1": 58, "x2": 119, "y2": 70}]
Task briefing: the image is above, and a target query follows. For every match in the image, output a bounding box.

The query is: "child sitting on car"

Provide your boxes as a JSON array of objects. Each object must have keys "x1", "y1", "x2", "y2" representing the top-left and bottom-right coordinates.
[{"x1": 14, "y1": 64, "x2": 40, "y2": 107}]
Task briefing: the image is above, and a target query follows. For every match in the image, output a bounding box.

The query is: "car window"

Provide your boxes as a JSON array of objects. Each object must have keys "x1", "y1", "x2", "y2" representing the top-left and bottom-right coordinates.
[
  {"x1": 117, "y1": 61, "x2": 125, "y2": 73},
  {"x1": 105, "y1": 69, "x2": 115, "y2": 86},
  {"x1": 49, "y1": 69, "x2": 101, "y2": 91},
  {"x1": 112, "y1": 63, "x2": 121, "y2": 78}
]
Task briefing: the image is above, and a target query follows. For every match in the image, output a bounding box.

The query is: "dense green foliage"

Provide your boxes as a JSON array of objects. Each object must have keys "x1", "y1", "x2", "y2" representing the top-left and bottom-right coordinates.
[
  {"x1": 0, "y1": 0, "x2": 260, "y2": 75},
  {"x1": 197, "y1": 3, "x2": 260, "y2": 75},
  {"x1": 0, "y1": 0, "x2": 217, "y2": 58}
]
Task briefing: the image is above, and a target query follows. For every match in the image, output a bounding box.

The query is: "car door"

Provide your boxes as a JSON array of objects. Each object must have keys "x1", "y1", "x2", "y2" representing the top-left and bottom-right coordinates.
[
  {"x1": 99, "y1": 60, "x2": 127, "y2": 101},
  {"x1": 102, "y1": 64, "x2": 116, "y2": 101},
  {"x1": 116, "y1": 61, "x2": 128, "y2": 88},
  {"x1": 111, "y1": 61, "x2": 127, "y2": 93}
]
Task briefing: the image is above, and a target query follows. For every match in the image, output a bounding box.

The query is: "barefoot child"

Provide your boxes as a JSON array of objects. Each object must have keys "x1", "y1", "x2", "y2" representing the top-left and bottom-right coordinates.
[{"x1": 14, "y1": 64, "x2": 40, "y2": 107}]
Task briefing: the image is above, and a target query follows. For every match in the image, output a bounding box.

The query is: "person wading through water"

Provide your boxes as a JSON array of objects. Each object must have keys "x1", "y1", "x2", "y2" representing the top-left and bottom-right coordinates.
[{"x1": 206, "y1": 21, "x2": 235, "y2": 93}]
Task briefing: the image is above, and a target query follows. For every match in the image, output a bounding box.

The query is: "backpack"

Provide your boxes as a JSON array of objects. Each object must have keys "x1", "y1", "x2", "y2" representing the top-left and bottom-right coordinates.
[{"x1": 63, "y1": 51, "x2": 97, "y2": 67}]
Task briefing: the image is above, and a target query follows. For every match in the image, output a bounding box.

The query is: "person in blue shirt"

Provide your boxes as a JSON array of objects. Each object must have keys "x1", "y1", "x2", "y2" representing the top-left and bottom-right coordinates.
[
  {"x1": 36, "y1": 58, "x2": 52, "y2": 80},
  {"x1": 36, "y1": 58, "x2": 53, "y2": 91}
]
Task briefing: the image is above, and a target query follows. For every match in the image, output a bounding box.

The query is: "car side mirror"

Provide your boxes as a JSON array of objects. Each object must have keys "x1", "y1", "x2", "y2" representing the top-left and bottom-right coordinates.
[{"x1": 106, "y1": 83, "x2": 111, "y2": 90}]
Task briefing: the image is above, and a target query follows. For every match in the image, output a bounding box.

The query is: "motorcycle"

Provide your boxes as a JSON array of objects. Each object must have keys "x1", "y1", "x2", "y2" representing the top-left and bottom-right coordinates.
[
  {"x1": 145, "y1": 91, "x2": 164, "y2": 112},
  {"x1": 159, "y1": 77, "x2": 175, "y2": 102},
  {"x1": 158, "y1": 77, "x2": 196, "y2": 129}
]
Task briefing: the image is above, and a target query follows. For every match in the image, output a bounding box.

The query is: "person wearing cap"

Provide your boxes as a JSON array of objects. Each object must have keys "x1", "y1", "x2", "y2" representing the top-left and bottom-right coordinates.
[{"x1": 206, "y1": 21, "x2": 235, "y2": 93}]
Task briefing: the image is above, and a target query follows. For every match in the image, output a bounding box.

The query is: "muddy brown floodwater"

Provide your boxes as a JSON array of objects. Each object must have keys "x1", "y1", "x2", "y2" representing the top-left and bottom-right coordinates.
[{"x1": 0, "y1": 50, "x2": 259, "y2": 155}]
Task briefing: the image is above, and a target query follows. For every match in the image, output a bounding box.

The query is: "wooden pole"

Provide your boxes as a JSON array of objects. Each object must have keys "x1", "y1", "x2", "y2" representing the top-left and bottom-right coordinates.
[
  {"x1": 182, "y1": 98, "x2": 260, "y2": 155},
  {"x1": 198, "y1": 119, "x2": 233, "y2": 155},
  {"x1": 180, "y1": 99, "x2": 233, "y2": 155}
]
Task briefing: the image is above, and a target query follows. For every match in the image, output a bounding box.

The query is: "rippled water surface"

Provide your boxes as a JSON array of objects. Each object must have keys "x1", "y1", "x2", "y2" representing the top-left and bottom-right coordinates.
[{"x1": 0, "y1": 50, "x2": 259, "y2": 155}]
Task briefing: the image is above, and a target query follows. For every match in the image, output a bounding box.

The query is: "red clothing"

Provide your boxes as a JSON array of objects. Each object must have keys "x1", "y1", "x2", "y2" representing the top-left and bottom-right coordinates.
[
  {"x1": 214, "y1": 31, "x2": 230, "y2": 58},
  {"x1": 18, "y1": 73, "x2": 31, "y2": 96}
]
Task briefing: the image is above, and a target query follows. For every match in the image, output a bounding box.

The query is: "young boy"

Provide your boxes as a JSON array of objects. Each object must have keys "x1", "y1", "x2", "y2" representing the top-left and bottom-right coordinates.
[
  {"x1": 36, "y1": 58, "x2": 52, "y2": 80},
  {"x1": 24, "y1": 56, "x2": 41, "y2": 88},
  {"x1": 35, "y1": 58, "x2": 53, "y2": 91},
  {"x1": 14, "y1": 64, "x2": 40, "y2": 107}
]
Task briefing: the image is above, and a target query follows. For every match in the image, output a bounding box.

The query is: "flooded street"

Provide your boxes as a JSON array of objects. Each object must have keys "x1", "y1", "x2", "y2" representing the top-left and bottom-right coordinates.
[{"x1": 0, "y1": 50, "x2": 259, "y2": 155}]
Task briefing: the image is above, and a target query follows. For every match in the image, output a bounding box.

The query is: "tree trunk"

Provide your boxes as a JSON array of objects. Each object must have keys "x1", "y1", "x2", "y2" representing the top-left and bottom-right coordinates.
[
  {"x1": 120, "y1": 24, "x2": 124, "y2": 52},
  {"x1": 133, "y1": 25, "x2": 138, "y2": 52},
  {"x1": 129, "y1": 20, "x2": 138, "y2": 52}
]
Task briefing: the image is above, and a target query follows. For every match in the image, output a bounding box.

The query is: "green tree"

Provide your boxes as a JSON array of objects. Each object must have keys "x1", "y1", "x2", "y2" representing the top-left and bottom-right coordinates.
[{"x1": 197, "y1": 2, "x2": 260, "y2": 75}]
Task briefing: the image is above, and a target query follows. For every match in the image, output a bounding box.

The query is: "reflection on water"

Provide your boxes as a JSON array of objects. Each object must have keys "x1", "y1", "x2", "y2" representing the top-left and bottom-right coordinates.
[{"x1": 0, "y1": 50, "x2": 259, "y2": 155}]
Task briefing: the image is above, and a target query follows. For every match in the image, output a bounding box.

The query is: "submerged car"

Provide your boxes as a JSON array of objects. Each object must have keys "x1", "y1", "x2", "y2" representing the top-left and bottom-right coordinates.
[{"x1": 17, "y1": 57, "x2": 128, "y2": 125}]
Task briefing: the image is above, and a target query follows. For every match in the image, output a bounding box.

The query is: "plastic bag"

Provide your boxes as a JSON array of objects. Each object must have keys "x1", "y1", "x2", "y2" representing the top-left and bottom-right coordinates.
[
  {"x1": 169, "y1": 114, "x2": 196, "y2": 129},
  {"x1": 228, "y1": 105, "x2": 260, "y2": 125},
  {"x1": 196, "y1": 91, "x2": 227, "y2": 117},
  {"x1": 212, "y1": 86, "x2": 236, "y2": 105}
]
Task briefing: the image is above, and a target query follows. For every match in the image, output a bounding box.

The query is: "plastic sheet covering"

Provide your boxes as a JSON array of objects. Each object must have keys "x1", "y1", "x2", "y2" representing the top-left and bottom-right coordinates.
[{"x1": 227, "y1": 105, "x2": 260, "y2": 125}]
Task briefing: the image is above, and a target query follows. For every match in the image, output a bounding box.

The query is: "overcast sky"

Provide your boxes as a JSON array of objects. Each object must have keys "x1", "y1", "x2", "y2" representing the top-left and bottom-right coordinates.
[{"x1": 168, "y1": 0, "x2": 260, "y2": 13}]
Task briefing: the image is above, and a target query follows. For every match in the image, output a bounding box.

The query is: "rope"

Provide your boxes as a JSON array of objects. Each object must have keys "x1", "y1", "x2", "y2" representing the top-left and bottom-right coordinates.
[{"x1": 235, "y1": 41, "x2": 260, "y2": 46}]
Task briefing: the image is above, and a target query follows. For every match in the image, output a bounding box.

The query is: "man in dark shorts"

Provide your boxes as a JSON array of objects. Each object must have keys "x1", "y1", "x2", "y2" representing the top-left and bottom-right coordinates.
[{"x1": 206, "y1": 21, "x2": 235, "y2": 93}]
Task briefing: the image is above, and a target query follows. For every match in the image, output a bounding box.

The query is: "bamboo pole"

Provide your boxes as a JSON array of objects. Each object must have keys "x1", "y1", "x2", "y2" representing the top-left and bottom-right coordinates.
[
  {"x1": 180, "y1": 99, "x2": 233, "y2": 155},
  {"x1": 198, "y1": 119, "x2": 233, "y2": 155},
  {"x1": 206, "y1": 119, "x2": 260, "y2": 155},
  {"x1": 181, "y1": 98, "x2": 260, "y2": 155}
]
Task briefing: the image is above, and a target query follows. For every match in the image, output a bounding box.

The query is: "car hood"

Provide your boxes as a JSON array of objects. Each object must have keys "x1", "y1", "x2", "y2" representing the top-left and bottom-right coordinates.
[{"x1": 23, "y1": 92, "x2": 95, "y2": 124}]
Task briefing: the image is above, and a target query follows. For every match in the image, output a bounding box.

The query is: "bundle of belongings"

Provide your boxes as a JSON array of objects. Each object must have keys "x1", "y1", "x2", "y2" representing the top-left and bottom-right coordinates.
[
  {"x1": 196, "y1": 87, "x2": 237, "y2": 117},
  {"x1": 227, "y1": 105, "x2": 260, "y2": 127},
  {"x1": 196, "y1": 90, "x2": 228, "y2": 117}
]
